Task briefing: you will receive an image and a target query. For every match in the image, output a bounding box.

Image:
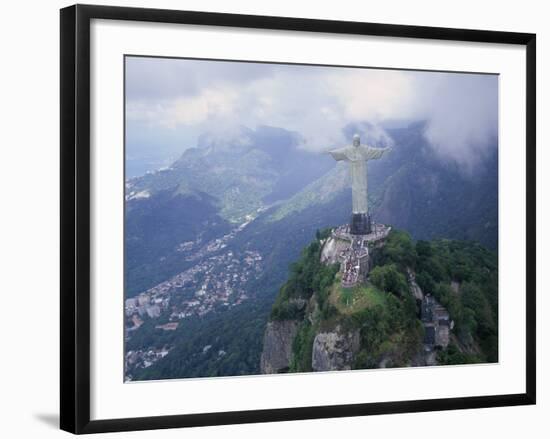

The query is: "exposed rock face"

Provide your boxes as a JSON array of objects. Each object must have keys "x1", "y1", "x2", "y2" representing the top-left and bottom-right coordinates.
[
  {"x1": 451, "y1": 281, "x2": 460, "y2": 294},
  {"x1": 411, "y1": 347, "x2": 437, "y2": 367},
  {"x1": 320, "y1": 236, "x2": 349, "y2": 265},
  {"x1": 311, "y1": 326, "x2": 360, "y2": 371},
  {"x1": 306, "y1": 293, "x2": 321, "y2": 325},
  {"x1": 406, "y1": 268, "x2": 424, "y2": 301},
  {"x1": 260, "y1": 320, "x2": 299, "y2": 374},
  {"x1": 435, "y1": 324, "x2": 450, "y2": 348}
]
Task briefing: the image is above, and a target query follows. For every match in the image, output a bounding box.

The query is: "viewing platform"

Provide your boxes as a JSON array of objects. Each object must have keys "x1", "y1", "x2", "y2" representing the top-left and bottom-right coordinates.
[
  {"x1": 332, "y1": 223, "x2": 391, "y2": 244},
  {"x1": 321, "y1": 223, "x2": 392, "y2": 288}
]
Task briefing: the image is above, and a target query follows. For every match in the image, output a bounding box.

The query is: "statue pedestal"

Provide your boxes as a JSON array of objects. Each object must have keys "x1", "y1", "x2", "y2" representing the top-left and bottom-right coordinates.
[{"x1": 350, "y1": 213, "x2": 371, "y2": 235}]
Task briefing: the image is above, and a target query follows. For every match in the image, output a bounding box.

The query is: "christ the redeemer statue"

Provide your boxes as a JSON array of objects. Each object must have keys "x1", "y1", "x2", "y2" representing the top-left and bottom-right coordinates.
[{"x1": 329, "y1": 134, "x2": 391, "y2": 235}]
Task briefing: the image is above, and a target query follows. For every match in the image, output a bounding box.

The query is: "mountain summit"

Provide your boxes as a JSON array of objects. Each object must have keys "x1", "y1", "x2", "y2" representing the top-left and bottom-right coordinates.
[{"x1": 261, "y1": 228, "x2": 498, "y2": 373}]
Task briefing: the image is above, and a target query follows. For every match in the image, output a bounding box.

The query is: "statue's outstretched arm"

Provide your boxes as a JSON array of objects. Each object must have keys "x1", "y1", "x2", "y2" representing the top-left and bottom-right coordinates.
[
  {"x1": 364, "y1": 146, "x2": 391, "y2": 160},
  {"x1": 327, "y1": 146, "x2": 349, "y2": 161}
]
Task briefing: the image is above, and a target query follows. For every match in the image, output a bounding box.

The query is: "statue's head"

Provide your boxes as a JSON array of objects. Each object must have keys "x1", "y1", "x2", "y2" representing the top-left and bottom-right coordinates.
[{"x1": 352, "y1": 134, "x2": 360, "y2": 147}]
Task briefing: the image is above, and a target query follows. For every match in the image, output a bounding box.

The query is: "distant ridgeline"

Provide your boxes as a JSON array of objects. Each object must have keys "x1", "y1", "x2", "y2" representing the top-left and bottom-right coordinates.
[{"x1": 260, "y1": 228, "x2": 498, "y2": 373}]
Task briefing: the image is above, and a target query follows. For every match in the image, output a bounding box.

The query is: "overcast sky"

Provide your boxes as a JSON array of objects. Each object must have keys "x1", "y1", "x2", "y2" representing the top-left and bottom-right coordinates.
[{"x1": 125, "y1": 56, "x2": 498, "y2": 169}]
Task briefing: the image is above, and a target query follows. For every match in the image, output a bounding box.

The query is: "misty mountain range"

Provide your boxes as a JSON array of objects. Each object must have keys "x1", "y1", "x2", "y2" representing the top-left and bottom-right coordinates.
[
  {"x1": 124, "y1": 122, "x2": 498, "y2": 379},
  {"x1": 126, "y1": 122, "x2": 497, "y2": 292}
]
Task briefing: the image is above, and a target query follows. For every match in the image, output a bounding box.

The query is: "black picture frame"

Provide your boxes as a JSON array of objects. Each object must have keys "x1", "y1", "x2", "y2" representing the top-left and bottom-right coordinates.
[{"x1": 60, "y1": 4, "x2": 536, "y2": 434}]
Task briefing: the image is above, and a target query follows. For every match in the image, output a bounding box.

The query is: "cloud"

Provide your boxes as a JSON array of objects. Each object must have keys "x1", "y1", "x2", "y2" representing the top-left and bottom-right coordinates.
[
  {"x1": 126, "y1": 57, "x2": 498, "y2": 168},
  {"x1": 125, "y1": 56, "x2": 279, "y2": 100},
  {"x1": 418, "y1": 73, "x2": 498, "y2": 168}
]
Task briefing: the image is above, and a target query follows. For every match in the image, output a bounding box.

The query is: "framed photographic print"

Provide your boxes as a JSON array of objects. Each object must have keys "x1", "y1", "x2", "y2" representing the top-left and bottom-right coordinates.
[{"x1": 60, "y1": 4, "x2": 536, "y2": 434}]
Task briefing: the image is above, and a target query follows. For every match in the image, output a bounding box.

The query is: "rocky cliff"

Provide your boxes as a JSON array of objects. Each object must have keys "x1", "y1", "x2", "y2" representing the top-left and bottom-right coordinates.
[
  {"x1": 320, "y1": 235, "x2": 349, "y2": 265},
  {"x1": 260, "y1": 320, "x2": 299, "y2": 374},
  {"x1": 311, "y1": 326, "x2": 360, "y2": 371}
]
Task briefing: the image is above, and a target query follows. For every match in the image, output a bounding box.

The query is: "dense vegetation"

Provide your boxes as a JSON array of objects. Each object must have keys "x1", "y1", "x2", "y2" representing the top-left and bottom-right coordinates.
[
  {"x1": 131, "y1": 300, "x2": 272, "y2": 380},
  {"x1": 270, "y1": 228, "x2": 338, "y2": 321},
  {"x1": 373, "y1": 230, "x2": 498, "y2": 363},
  {"x1": 269, "y1": 228, "x2": 498, "y2": 372}
]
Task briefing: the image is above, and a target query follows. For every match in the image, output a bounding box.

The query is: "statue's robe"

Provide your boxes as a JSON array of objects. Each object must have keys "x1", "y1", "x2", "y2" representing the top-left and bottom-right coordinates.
[{"x1": 329, "y1": 145, "x2": 390, "y2": 214}]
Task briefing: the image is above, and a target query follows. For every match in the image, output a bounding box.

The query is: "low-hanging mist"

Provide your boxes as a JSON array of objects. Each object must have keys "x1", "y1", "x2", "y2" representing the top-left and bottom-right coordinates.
[{"x1": 126, "y1": 56, "x2": 498, "y2": 173}]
